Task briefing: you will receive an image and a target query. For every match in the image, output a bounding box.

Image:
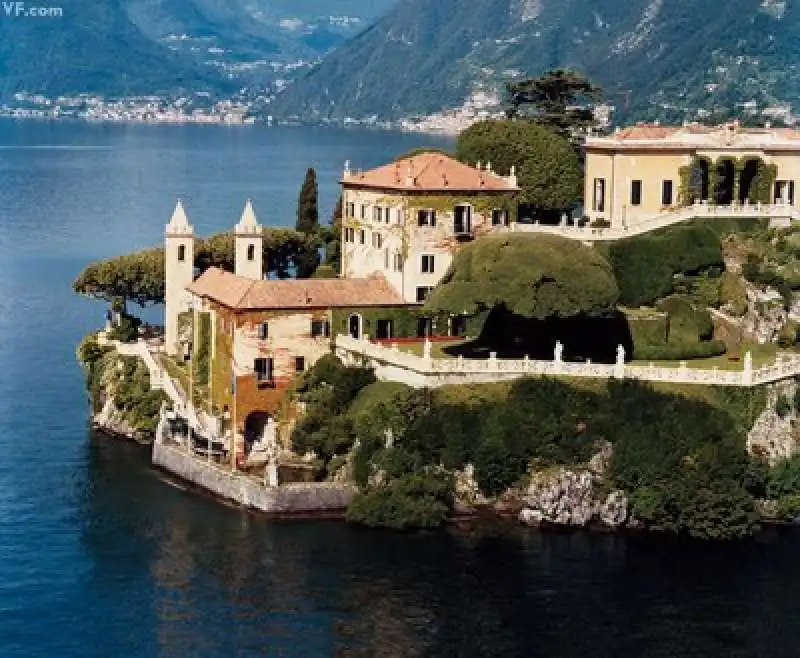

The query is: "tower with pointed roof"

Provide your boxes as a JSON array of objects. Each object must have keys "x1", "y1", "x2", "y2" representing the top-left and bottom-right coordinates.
[
  {"x1": 165, "y1": 199, "x2": 195, "y2": 356},
  {"x1": 234, "y1": 198, "x2": 263, "y2": 281}
]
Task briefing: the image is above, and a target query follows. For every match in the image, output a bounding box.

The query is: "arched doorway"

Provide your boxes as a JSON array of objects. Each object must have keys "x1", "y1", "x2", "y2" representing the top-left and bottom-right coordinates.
[
  {"x1": 348, "y1": 313, "x2": 363, "y2": 340},
  {"x1": 689, "y1": 158, "x2": 711, "y2": 202},
  {"x1": 244, "y1": 411, "x2": 270, "y2": 448},
  {"x1": 739, "y1": 158, "x2": 762, "y2": 203},
  {"x1": 715, "y1": 159, "x2": 736, "y2": 205}
]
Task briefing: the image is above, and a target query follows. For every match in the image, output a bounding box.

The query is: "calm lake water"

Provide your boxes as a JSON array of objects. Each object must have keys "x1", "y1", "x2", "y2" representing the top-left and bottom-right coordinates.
[{"x1": 2, "y1": 119, "x2": 800, "y2": 657}]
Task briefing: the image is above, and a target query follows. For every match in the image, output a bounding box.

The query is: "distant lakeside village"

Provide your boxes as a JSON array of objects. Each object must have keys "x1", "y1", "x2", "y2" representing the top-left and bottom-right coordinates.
[{"x1": 75, "y1": 86, "x2": 800, "y2": 540}]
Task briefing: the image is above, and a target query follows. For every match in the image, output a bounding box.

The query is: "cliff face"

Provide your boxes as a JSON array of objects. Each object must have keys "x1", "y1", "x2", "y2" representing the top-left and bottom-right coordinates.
[{"x1": 77, "y1": 334, "x2": 168, "y2": 443}]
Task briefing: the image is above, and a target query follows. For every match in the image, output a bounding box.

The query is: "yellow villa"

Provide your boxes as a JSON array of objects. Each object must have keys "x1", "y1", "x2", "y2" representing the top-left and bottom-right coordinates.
[{"x1": 584, "y1": 122, "x2": 800, "y2": 229}]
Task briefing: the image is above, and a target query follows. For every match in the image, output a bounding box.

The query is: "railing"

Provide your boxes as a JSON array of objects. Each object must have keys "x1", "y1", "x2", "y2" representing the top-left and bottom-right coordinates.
[
  {"x1": 334, "y1": 334, "x2": 800, "y2": 389},
  {"x1": 509, "y1": 202, "x2": 800, "y2": 242}
]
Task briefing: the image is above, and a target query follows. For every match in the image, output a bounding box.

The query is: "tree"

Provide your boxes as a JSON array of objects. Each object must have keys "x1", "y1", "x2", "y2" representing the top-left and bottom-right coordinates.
[
  {"x1": 456, "y1": 120, "x2": 582, "y2": 220},
  {"x1": 506, "y1": 69, "x2": 601, "y2": 144},
  {"x1": 393, "y1": 147, "x2": 452, "y2": 161},
  {"x1": 296, "y1": 168, "x2": 319, "y2": 234},
  {"x1": 425, "y1": 233, "x2": 619, "y2": 321},
  {"x1": 295, "y1": 168, "x2": 321, "y2": 277},
  {"x1": 323, "y1": 194, "x2": 343, "y2": 274},
  {"x1": 73, "y1": 229, "x2": 316, "y2": 305}
]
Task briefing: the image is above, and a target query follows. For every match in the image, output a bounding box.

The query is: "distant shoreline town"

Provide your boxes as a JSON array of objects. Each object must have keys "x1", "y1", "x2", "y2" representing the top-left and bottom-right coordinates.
[{"x1": 0, "y1": 90, "x2": 543, "y2": 135}]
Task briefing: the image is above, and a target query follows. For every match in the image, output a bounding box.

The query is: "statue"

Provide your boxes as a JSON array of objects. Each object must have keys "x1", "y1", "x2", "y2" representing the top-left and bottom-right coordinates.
[
  {"x1": 263, "y1": 418, "x2": 280, "y2": 488},
  {"x1": 554, "y1": 340, "x2": 563, "y2": 363},
  {"x1": 423, "y1": 338, "x2": 432, "y2": 360},
  {"x1": 616, "y1": 344, "x2": 626, "y2": 365}
]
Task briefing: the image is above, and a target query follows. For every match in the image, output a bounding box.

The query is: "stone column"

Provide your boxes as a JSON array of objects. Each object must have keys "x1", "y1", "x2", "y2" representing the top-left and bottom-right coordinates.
[{"x1": 743, "y1": 351, "x2": 753, "y2": 386}]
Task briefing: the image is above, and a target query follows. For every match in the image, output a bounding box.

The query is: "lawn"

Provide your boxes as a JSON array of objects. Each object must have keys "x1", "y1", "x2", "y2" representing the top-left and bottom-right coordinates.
[{"x1": 631, "y1": 342, "x2": 782, "y2": 371}]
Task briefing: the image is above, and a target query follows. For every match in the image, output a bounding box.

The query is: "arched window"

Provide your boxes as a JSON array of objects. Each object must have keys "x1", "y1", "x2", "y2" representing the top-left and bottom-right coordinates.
[
  {"x1": 247, "y1": 244, "x2": 256, "y2": 261},
  {"x1": 177, "y1": 245, "x2": 186, "y2": 262}
]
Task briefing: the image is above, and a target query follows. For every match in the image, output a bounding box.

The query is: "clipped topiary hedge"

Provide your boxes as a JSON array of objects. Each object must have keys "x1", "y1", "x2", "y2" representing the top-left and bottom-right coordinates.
[{"x1": 607, "y1": 224, "x2": 723, "y2": 307}]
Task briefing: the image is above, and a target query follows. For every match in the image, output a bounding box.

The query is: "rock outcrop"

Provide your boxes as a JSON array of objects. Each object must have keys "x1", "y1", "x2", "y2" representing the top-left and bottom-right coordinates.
[
  {"x1": 518, "y1": 467, "x2": 630, "y2": 530},
  {"x1": 747, "y1": 381, "x2": 800, "y2": 465}
]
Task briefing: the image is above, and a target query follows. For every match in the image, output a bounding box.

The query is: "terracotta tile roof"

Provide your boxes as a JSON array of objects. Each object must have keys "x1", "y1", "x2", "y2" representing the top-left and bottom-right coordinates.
[
  {"x1": 613, "y1": 125, "x2": 682, "y2": 140},
  {"x1": 187, "y1": 267, "x2": 406, "y2": 311},
  {"x1": 342, "y1": 152, "x2": 520, "y2": 193}
]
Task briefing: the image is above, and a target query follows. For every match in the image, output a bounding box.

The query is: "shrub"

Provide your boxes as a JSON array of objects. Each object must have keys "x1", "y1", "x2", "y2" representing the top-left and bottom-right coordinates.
[
  {"x1": 767, "y1": 455, "x2": 800, "y2": 499},
  {"x1": 776, "y1": 323, "x2": 798, "y2": 349},
  {"x1": 108, "y1": 313, "x2": 141, "y2": 343},
  {"x1": 633, "y1": 340, "x2": 727, "y2": 361},
  {"x1": 719, "y1": 272, "x2": 748, "y2": 316},
  {"x1": 608, "y1": 224, "x2": 723, "y2": 307},
  {"x1": 775, "y1": 394, "x2": 792, "y2": 419},
  {"x1": 775, "y1": 495, "x2": 800, "y2": 521},
  {"x1": 346, "y1": 469, "x2": 453, "y2": 530},
  {"x1": 590, "y1": 218, "x2": 611, "y2": 228}
]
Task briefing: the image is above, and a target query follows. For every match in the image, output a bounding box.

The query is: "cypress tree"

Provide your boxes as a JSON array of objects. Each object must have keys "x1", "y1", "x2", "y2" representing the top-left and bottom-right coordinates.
[
  {"x1": 296, "y1": 168, "x2": 319, "y2": 234},
  {"x1": 326, "y1": 195, "x2": 343, "y2": 273}
]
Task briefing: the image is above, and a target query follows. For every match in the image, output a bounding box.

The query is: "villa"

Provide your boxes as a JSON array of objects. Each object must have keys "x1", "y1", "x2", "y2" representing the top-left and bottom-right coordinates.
[
  {"x1": 584, "y1": 122, "x2": 800, "y2": 229},
  {"x1": 340, "y1": 152, "x2": 520, "y2": 303}
]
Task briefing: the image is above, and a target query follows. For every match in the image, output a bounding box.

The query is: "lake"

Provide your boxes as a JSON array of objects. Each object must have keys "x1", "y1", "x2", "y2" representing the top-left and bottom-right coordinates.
[{"x1": 1, "y1": 119, "x2": 799, "y2": 657}]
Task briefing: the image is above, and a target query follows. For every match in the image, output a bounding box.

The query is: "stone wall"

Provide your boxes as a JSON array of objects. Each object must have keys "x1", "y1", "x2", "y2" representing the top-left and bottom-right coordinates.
[{"x1": 153, "y1": 441, "x2": 356, "y2": 513}]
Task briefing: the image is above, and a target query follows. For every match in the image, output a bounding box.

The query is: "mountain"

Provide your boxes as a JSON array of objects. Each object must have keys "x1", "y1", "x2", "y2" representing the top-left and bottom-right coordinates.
[
  {"x1": 269, "y1": 0, "x2": 800, "y2": 124},
  {"x1": 0, "y1": 0, "x2": 396, "y2": 101}
]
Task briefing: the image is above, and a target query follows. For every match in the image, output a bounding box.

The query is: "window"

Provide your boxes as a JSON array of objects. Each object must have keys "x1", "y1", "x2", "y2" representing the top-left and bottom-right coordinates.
[
  {"x1": 346, "y1": 202, "x2": 355, "y2": 217},
  {"x1": 311, "y1": 319, "x2": 331, "y2": 338},
  {"x1": 593, "y1": 178, "x2": 606, "y2": 212},
  {"x1": 247, "y1": 244, "x2": 256, "y2": 261},
  {"x1": 358, "y1": 230, "x2": 365, "y2": 245},
  {"x1": 396, "y1": 208, "x2": 405, "y2": 224},
  {"x1": 630, "y1": 180, "x2": 642, "y2": 206},
  {"x1": 417, "y1": 317, "x2": 433, "y2": 337},
  {"x1": 662, "y1": 180, "x2": 674, "y2": 206},
  {"x1": 257, "y1": 322, "x2": 268, "y2": 340},
  {"x1": 454, "y1": 205, "x2": 472, "y2": 234},
  {"x1": 375, "y1": 319, "x2": 392, "y2": 340},
  {"x1": 373, "y1": 206, "x2": 383, "y2": 223},
  {"x1": 177, "y1": 244, "x2": 186, "y2": 262},
  {"x1": 254, "y1": 357, "x2": 273, "y2": 383},
  {"x1": 344, "y1": 227, "x2": 355, "y2": 243},
  {"x1": 421, "y1": 254, "x2": 435, "y2": 273},
  {"x1": 294, "y1": 356, "x2": 306, "y2": 373},
  {"x1": 492, "y1": 209, "x2": 508, "y2": 226},
  {"x1": 416, "y1": 287, "x2": 432, "y2": 303},
  {"x1": 372, "y1": 232, "x2": 383, "y2": 249},
  {"x1": 393, "y1": 253, "x2": 403, "y2": 272},
  {"x1": 417, "y1": 209, "x2": 436, "y2": 226},
  {"x1": 450, "y1": 315, "x2": 467, "y2": 337},
  {"x1": 360, "y1": 205, "x2": 366, "y2": 220},
  {"x1": 385, "y1": 207, "x2": 391, "y2": 224}
]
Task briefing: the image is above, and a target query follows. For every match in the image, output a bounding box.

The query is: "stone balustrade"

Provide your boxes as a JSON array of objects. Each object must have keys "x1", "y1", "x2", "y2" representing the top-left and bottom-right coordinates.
[
  {"x1": 334, "y1": 335, "x2": 800, "y2": 389},
  {"x1": 508, "y1": 202, "x2": 800, "y2": 243}
]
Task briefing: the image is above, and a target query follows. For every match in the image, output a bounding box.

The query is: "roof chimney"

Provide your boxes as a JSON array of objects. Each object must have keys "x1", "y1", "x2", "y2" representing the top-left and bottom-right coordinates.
[{"x1": 343, "y1": 160, "x2": 351, "y2": 178}]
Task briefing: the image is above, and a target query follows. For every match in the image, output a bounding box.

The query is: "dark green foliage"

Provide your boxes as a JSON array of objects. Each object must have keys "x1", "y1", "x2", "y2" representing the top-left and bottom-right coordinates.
[
  {"x1": 425, "y1": 233, "x2": 619, "y2": 321},
  {"x1": 775, "y1": 394, "x2": 792, "y2": 418},
  {"x1": 291, "y1": 354, "x2": 376, "y2": 464},
  {"x1": 767, "y1": 456, "x2": 800, "y2": 500},
  {"x1": 296, "y1": 170, "x2": 319, "y2": 233},
  {"x1": 322, "y1": 194, "x2": 343, "y2": 274},
  {"x1": 108, "y1": 313, "x2": 142, "y2": 343},
  {"x1": 73, "y1": 228, "x2": 319, "y2": 305},
  {"x1": 112, "y1": 357, "x2": 169, "y2": 434},
  {"x1": 455, "y1": 120, "x2": 582, "y2": 214},
  {"x1": 301, "y1": 353, "x2": 769, "y2": 539},
  {"x1": 194, "y1": 312, "x2": 211, "y2": 386},
  {"x1": 346, "y1": 468, "x2": 453, "y2": 530},
  {"x1": 607, "y1": 380, "x2": 758, "y2": 539},
  {"x1": 295, "y1": 168, "x2": 321, "y2": 278},
  {"x1": 506, "y1": 69, "x2": 601, "y2": 147},
  {"x1": 607, "y1": 224, "x2": 724, "y2": 307},
  {"x1": 76, "y1": 335, "x2": 113, "y2": 413}
]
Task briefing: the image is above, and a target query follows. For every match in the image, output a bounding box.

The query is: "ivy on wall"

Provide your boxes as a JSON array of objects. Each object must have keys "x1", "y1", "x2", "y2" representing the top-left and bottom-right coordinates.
[{"x1": 678, "y1": 155, "x2": 776, "y2": 206}]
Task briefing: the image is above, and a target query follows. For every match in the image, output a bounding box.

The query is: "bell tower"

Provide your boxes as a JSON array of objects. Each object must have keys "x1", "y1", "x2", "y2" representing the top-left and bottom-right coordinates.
[
  {"x1": 165, "y1": 199, "x2": 195, "y2": 356},
  {"x1": 234, "y1": 198, "x2": 263, "y2": 281}
]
